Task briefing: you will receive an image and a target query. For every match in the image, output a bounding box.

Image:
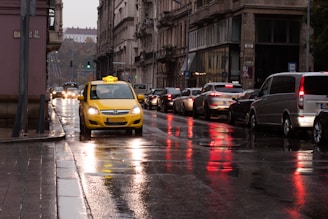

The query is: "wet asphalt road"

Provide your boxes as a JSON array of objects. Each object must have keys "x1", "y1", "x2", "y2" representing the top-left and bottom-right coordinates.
[{"x1": 54, "y1": 98, "x2": 328, "y2": 219}]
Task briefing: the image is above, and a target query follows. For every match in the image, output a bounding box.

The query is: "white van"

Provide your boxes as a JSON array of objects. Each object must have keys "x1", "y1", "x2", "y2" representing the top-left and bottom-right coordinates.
[{"x1": 249, "y1": 72, "x2": 328, "y2": 136}]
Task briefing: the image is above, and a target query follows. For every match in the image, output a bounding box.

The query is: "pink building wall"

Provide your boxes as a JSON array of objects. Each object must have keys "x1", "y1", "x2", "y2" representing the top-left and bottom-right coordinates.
[
  {"x1": 0, "y1": 0, "x2": 53, "y2": 129},
  {"x1": 0, "y1": 15, "x2": 47, "y2": 97}
]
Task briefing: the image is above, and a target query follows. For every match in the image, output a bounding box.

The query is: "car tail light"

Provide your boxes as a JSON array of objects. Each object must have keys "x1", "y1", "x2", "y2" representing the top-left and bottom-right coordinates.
[
  {"x1": 188, "y1": 97, "x2": 194, "y2": 102},
  {"x1": 209, "y1": 92, "x2": 222, "y2": 97},
  {"x1": 298, "y1": 76, "x2": 305, "y2": 109},
  {"x1": 225, "y1": 84, "x2": 233, "y2": 88},
  {"x1": 167, "y1": 94, "x2": 172, "y2": 100}
]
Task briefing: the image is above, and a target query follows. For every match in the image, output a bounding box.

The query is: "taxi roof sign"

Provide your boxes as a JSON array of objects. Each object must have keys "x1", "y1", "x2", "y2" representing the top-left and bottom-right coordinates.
[{"x1": 102, "y1": 75, "x2": 118, "y2": 82}]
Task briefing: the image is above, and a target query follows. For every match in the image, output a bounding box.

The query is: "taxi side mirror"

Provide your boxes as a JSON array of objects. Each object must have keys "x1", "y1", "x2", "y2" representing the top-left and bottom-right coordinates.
[
  {"x1": 137, "y1": 94, "x2": 145, "y2": 103},
  {"x1": 78, "y1": 95, "x2": 84, "y2": 101}
]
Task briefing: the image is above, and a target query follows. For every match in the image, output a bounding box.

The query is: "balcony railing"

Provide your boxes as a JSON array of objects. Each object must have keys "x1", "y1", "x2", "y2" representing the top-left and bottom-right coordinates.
[
  {"x1": 135, "y1": 18, "x2": 154, "y2": 38},
  {"x1": 157, "y1": 11, "x2": 174, "y2": 28},
  {"x1": 157, "y1": 46, "x2": 176, "y2": 63}
]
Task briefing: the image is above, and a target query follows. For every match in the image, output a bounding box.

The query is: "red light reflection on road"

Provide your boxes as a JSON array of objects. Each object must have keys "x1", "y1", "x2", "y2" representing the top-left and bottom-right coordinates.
[
  {"x1": 206, "y1": 149, "x2": 233, "y2": 173},
  {"x1": 165, "y1": 114, "x2": 194, "y2": 173},
  {"x1": 166, "y1": 114, "x2": 174, "y2": 136},
  {"x1": 292, "y1": 153, "x2": 307, "y2": 210},
  {"x1": 186, "y1": 140, "x2": 193, "y2": 173},
  {"x1": 166, "y1": 138, "x2": 172, "y2": 172},
  {"x1": 208, "y1": 123, "x2": 233, "y2": 147},
  {"x1": 187, "y1": 117, "x2": 193, "y2": 138}
]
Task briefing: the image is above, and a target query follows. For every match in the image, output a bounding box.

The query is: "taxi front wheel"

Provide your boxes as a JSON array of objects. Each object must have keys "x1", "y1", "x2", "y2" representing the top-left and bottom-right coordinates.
[
  {"x1": 135, "y1": 127, "x2": 143, "y2": 136},
  {"x1": 80, "y1": 117, "x2": 91, "y2": 137}
]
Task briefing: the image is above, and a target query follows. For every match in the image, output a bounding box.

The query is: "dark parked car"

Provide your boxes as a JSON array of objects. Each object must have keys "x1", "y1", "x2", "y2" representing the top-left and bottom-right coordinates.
[
  {"x1": 157, "y1": 87, "x2": 181, "y2": 113},
  {"x1": 173, "y1": 87, "x2": 201, "y2": 115},
  {"x1": 228, "y1": 89, "x2": 259, "y2": 125},
  {"x1": 313, "y1": 110, "x2": 328, "y2": 145},
  {"x1": 143, "y1": 88, "x2": 163, "y2": 110},
  {"x1": 193, "y1": 82, "x2": 243, "y2": 120}
]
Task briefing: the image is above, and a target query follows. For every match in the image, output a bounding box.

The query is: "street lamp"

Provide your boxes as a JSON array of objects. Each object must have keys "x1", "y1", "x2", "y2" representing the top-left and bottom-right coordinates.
[{"x1": 306, "y1": 0, "x2": 310, "y2": 72}]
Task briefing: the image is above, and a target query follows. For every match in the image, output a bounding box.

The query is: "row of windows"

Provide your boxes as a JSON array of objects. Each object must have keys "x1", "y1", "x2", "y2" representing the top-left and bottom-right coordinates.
[
  {"x1": 189, "y1": 18, "x2": 241, "y2": 51},
  {"x1": 188, "y1": 17, "x2": 300, "y2": 51},
  {"x1": 256, "y1": 19, "x2": 300, "y2": 44}
]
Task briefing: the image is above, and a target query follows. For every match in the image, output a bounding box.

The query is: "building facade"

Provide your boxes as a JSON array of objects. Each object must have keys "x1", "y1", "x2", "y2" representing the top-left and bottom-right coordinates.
[
  {"x1": 112, "y1": 0, "x2": 138, "y2": 83},
  {"x1": 96, "y1": 0, "x2": 311, "y2": 90},
  {"x1": 0, "y1": 0, "x2": 63, "y2": 129},
  {"x1": 95, "y1": 0, "x2": 114, "y2": 80},
  {"x1": 64, "y1": 27, "x2": 97, "y2": 43}
]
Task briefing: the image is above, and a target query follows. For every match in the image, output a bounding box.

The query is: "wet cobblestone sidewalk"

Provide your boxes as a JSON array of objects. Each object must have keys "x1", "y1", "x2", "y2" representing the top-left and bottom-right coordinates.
[{"x1": 0, "y1": 142, "x2": 57, "y2": 218}]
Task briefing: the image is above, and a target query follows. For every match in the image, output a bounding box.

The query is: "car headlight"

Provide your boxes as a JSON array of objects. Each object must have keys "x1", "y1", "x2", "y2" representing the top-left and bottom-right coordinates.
[
  {"x1": 88, "y1": 107, "x2": 100, "y2": 115},
  {"x1": 131, "y1": 105, "x2": 141, "y2": 114}
]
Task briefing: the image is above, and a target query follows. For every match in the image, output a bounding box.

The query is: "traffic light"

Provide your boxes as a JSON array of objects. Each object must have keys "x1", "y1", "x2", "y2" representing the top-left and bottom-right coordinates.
[{"x1": 86, "y1": 61, "x2": 91, "y2": 69}]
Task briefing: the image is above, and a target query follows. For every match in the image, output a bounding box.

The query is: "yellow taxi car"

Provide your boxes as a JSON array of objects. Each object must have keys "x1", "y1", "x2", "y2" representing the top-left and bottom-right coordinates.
[{"x1": 78, "y1": 76, "x2": 144, "y2": 138}]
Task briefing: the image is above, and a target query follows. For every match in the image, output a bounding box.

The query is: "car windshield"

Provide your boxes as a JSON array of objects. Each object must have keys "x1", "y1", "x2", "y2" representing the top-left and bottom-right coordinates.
[
  {"x1": 90, "y1": 84, "x2": 134, "y2": 99},
  {"x1": 214, "y1": 85, "x2": 243, "y2": 93}
]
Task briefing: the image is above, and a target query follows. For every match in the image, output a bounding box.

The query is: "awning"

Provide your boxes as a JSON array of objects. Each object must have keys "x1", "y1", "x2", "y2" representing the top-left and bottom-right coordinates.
[{"x1": 180, "y1": 52, "x2": 205, "y2": 75}]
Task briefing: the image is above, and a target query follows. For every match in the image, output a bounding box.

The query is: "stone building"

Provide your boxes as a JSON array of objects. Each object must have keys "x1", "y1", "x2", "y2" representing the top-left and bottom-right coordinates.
[
  {"x1": 96, "y1": 0, "x2": 311, "y2": 89},
  {"x1": 0, "y1": 0, "x2": 63, "y2": 129},
  {"x1": 95, "y1": 0, "x2": 114, "y2": 80},
  {"x1": 64, "y1": 27, "x2": 97, "y2": 43}
]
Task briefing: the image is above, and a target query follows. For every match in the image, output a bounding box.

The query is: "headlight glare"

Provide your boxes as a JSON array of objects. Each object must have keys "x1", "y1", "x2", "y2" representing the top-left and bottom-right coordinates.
[
  {"x1": 88, "y1": 107, "x2": 100, "y2": 115},
  {"x1": 131, "y1": 105, "x2": 141, "y2": 114}
]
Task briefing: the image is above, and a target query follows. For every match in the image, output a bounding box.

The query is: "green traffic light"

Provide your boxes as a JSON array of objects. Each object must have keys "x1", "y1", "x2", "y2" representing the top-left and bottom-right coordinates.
[{"x1": 87, "y1": 61, "x2": 91, "y2": 69}]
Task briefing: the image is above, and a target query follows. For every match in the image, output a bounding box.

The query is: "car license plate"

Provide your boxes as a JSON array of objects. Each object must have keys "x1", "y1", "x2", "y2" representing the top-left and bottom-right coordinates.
[{"x1": 106, "y1": 117, "x2": 125, "y2": 122}]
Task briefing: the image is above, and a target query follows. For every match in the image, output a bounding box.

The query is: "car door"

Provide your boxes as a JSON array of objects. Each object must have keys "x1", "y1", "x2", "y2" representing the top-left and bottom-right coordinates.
[
  {"x1": 177, "y1": 89, "x2": 189, "y2": 111},
  {"x1": 195, "y1": 84, "x2": 211, "y2": 114},
  {"x1": 253, "y1": 77, "x2": 272, "y2": 124}
]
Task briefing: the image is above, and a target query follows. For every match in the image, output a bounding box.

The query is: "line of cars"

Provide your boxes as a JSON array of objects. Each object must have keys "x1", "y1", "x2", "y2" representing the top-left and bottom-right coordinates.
[
  {"x1": 143, "y1": 82, "x2": 244, "y2": 120},
  {"x1": 142, "y1": 71, "x2": 328, "y2": 146},
  {"x1": 50, "y1": 82, "x2": 80, "y2": 99},
  {"x1": 74, "y1": 71, "x2": 328, "y2": 144},
  {"x1": 230, "y1": 72, "x2": 328, "y2": 146}
]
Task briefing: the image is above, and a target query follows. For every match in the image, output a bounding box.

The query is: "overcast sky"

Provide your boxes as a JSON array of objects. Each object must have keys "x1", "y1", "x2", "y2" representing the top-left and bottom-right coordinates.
[{"x1": 63, "y1": 0, "x2": 98, "y2": 28}]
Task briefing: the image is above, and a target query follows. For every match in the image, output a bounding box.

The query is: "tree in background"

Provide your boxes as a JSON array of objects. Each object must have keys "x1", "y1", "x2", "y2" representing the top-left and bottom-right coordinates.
[
  {"x1": 54, "y1": 38, "x2": 96, "y2": 87},
  {"x1": 311, "y1": 0, "x2": 328, "y2": 71}
]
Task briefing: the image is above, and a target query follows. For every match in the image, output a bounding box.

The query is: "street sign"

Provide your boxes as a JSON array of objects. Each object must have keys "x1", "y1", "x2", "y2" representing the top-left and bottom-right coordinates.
[
  {"x1": 288, "y1": 62, "x2": 296, "y2": 72},
  {"x1": 184, "y1": 70, "x2": 191, "y2": 79}
]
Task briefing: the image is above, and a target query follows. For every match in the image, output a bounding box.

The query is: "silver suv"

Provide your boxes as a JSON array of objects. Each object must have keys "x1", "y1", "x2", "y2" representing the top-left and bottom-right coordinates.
[
  {"x1": 193, "y1": 82, "x2": 243, "y2": 120},
  {"x1": 249, "y1": 72, "x2": 328, "y2": 136}
]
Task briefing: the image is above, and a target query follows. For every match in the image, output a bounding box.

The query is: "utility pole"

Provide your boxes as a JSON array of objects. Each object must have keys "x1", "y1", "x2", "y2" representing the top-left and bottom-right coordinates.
[
  {"x1": 12, "y1": 0, "x2": 35, "y2": 137},
  {"x1": 306, "y1": 0, "x2": 310, "y2": 72}
]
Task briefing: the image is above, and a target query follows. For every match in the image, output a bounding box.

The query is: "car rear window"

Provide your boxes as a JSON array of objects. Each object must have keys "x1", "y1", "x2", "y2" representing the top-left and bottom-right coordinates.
[
  {"x1": 214, "y1": 84, "x2": 243, "y2": 93},
  {"x1": 167, "y1": 88, "x2": 181, "y2": 94},
  {"x1": 153, "y1": 90, "x2": 163, "y2": 95},
  {"x1": 192, "y1": 89, "x2": 201, "y2": 95},
  {"x1": 304, "y1": 76, "x2": 328, "y2": 95}
]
